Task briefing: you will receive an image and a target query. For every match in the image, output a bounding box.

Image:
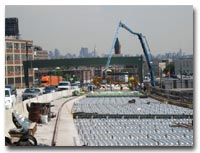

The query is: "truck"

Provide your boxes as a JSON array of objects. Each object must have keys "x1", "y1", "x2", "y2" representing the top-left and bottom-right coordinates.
[
  {"x1": 5, "y1": 88, "x2": 16, "y2": 109},
  {"x1": 41, "y1": 75, "x2": 63, "y2": 87}
]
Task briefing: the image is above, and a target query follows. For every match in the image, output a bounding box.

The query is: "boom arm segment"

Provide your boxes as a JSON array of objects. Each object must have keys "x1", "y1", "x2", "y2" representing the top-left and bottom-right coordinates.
[
  {"x1": 119, "y1": 22, "x2": 155, "y2": 86},
  {"x1": 106, "y1": 21, "x2": 155, "y2": 86},
  {"x1": 105, "y1": 23, "x2": 121, "y2": 70}
]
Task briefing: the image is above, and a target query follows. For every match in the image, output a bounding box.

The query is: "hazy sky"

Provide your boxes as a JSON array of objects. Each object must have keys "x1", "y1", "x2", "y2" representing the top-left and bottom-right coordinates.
[{"x1": 5, "y1": 5, "x2": 193, "y2": 56}]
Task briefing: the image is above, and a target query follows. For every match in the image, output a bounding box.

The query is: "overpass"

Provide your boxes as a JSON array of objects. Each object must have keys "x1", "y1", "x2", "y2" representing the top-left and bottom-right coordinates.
[{"x1": 23, "y1": 56, "x2": 143, "y2": 87}]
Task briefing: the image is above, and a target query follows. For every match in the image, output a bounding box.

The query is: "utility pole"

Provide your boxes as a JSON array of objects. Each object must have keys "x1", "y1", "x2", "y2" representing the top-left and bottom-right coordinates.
[
  {"x1": 56, "y1": 67, "x2": 60, "y2": 85},
  {"x1": 25, "y1": 42, "x2": 29, "y2": 88},
  {"x1": 24, "y1": 42, "x2": 32, "y2": 88}
]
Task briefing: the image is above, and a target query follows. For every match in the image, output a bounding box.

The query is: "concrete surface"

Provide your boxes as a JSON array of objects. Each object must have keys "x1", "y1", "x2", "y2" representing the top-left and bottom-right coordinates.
[
  {"x1": 34, "y1": 98, "x2": 67, "y2": 146},
  {"x1": 56, "y1": 96, "x2": 85, "y2": 146},
  {"x1": 34, "y1": 95, "x2": 85, "y2": 146}
]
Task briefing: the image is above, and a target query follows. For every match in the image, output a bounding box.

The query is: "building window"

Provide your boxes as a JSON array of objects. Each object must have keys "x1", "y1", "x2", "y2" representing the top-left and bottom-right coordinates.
[
  {"x1": 22, "y1": 55, "x2": 26, "y2": 61},
  {"x1": 7, "y1": 66, "x2": 14, "y2": 73},
  {"x1": 6, "y1": 42, "x2": 13, "y2": 49},
  {"x1": 21, "y1": 54, "x2": 32, "y2": 61},
  {"x1": 6, "y1": 54, "x2": 13, "y2": 61},
  {"x1": 21, "y1": 43, "x2": 26, "y2": 50},
  {"x1": 14, "y1": 43, "x2": 20, "y2": 50},
  {"x1": 8, "y1": 78, "x2": 14, "y2": 84},
  {"x1": 15, "y1": 77, "x2": 21, "y2": 83},
  {"x1": 14, "y1": 54, "x2": 20, "y2": 60},
  {"x1": 15, "y1": 66, "x2": 21, "y2": 72}
]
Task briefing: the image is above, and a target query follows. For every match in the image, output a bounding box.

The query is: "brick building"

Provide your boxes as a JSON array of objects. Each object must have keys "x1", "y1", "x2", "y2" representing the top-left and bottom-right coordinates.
[{"x1": 5, "y1": 38, "x2": 34, "y2": 88}]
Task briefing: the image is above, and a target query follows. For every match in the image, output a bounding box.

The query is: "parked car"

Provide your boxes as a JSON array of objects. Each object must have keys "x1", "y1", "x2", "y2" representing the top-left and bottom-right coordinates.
[
  {"x1": 5, "y1": 88, "x2": 16, "y2": 109},
  {"x1": 22, "y1": 88, "x2": 42, "y2": 101},
  {"x1": 57, "y1": 81, "x2": 71, "y2": 90},
  {"x1": 71, "y1": 83, "x2": 80, "y2": 89},
  {"x1": 43, "y1": 86, "x2": 57, "y2": 94},
  {"x1": 5, "y1": 84, "x2": 17, "y2": 97},
  {"x1": 80, "y1": 83, "x2": 90, "y2": 90}
]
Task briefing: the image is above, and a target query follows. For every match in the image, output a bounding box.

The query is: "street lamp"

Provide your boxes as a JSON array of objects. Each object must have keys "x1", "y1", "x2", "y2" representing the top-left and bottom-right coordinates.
[{"x1": 55, "y1": 67, "x2": 60, "y2": 84}]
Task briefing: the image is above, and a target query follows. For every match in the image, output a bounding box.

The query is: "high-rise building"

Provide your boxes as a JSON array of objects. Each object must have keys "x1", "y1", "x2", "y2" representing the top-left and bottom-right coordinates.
[
  {"x1": 54, "y1": 48, "x2": 60, "y2": 59},
  {"x1": 93, "y1": 46, "x2": 97, "y2": 57},
  {"x1": 79, "y1": 47, "x2": 89, "y2": 57},
  {"x1": 48, "y1": 50, "x2": 54, "y2": 59}
]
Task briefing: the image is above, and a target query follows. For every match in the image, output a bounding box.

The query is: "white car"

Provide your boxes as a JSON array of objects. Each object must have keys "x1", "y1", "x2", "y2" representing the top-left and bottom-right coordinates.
[
  {"x1": 5, "y1": 88, "x2": 16, "y2": 109},
  {"x1": 58, "y1": 81, "x2": 71, "y2": 90}
]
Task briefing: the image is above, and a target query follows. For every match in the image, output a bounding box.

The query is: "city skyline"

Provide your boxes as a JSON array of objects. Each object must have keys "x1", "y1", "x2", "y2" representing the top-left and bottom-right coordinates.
[
  {"x1": 48, "y1": 46, "x2": 192, "y2": 59},
  {"x1": 5, "y1": 5, "x2": 193, "y2": 56}
]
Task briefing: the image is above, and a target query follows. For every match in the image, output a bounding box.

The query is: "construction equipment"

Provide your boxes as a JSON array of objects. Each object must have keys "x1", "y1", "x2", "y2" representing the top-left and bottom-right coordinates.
[{"x1": 105, "y1": 21, "x2": 155, "y2": 86}]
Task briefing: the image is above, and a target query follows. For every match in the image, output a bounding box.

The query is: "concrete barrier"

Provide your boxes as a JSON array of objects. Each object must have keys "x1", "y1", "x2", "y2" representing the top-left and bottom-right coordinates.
[{"x1": 13, "y1": 89, "x2": 76, "y2": 121}]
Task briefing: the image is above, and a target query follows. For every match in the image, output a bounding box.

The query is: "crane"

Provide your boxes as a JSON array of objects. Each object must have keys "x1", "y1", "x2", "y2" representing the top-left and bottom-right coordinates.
[{"x1": 105, "y1": 21, "x2": 155, "y2": 86}]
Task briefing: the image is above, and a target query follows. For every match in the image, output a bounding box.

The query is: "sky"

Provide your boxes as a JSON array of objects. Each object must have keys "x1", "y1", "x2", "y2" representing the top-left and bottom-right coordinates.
[{"x1": 5, "y1": 5, "x2": 193, "y2": 56}]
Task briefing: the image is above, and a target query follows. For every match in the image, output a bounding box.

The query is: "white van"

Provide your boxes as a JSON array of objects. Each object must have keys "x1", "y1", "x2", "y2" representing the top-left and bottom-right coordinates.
[
  {"x1": 5, "y1": 88, "x2": 16, "y2": 109},
  {"x1": 57, "y1": 81, "x2": 71, "y2": 90}
]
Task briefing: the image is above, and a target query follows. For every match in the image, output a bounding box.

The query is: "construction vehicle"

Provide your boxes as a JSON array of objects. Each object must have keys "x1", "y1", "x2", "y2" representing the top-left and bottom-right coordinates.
[
  {"x1": 105, "y1": 21, "x2": 155, "y2": 86},
  {"x1": 41, "y1": 75, "x2": 63, "y2": 87}
]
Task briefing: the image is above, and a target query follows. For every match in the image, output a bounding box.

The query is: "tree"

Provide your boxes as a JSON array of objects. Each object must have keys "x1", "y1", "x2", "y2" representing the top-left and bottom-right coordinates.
[{"x1": 163, "y1": 63, "x2": 175, "y2": 76}]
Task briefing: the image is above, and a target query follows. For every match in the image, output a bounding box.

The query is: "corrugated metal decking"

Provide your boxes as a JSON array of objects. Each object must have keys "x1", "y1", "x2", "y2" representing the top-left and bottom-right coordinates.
[
  {"x1": 72, "y1": 97, "x2": 193, "y2": 115},
  {"x1": 73, "y1": 96, "x2": 193, "y2": 146},
  {"x1": 74, "y1": 118, "x2": 193, "y2": 146}
]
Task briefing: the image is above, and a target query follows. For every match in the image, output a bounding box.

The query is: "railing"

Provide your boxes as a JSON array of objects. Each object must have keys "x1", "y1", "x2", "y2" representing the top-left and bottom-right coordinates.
[{"x1": 150, "y1": 87, "x2": 193, "y2": 103}]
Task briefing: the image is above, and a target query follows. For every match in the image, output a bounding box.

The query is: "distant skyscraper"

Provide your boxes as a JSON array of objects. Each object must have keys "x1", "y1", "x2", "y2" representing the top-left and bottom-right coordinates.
[
  {"x1": 79, "y1": 47, "x2": 89, "y2": 57},
  {"x1": 48, "y1": 50, "x2": 54, "y2": 59},
  {"x1": 93, "y1": 46, "x2": 97, "y2": 57},
  {"x1": 114, "y1": 38, "x2": 121, "y2": 54},
  {"x1": 54, "y1": 48, "x2": 60, "y2": 58}
]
